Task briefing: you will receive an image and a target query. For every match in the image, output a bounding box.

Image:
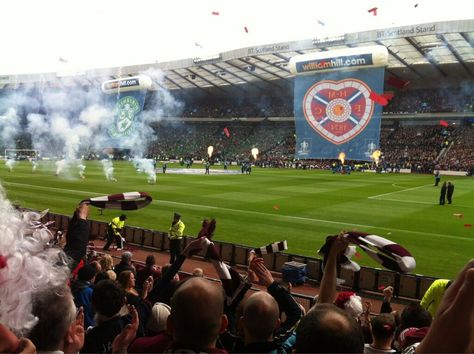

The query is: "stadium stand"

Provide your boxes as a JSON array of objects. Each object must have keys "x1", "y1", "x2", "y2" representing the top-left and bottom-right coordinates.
[{"x1": 1, "y1": 18, "x2": 474, "y2": 353}]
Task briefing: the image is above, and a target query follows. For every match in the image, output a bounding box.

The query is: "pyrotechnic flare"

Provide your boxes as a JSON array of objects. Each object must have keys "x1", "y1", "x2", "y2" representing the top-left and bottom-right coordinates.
[
  {"x1": 5, "y1": 159, "x2": 16, "y2": 172},
  {"x1": 133, "y1": 158, "x2": 156, "y2": 184},
  {"x1": 78, "y1": 163, "x2": 86, "y2": 179},
  {"x1": 101, "y1": 159, "x2": 117, "y2": 182},
  {"x1": 338, "y1": 152, "x2": 346, "y2": 165},
  {"x1": 55, "y1": 159, "x2": 67, "y2": 176},
  {"x1": 371, "y1": 150, "x2": 382, "y2": 166},
  {"x1": 251, "y1": 147, "x2": 259, "y2": 160},
  {"x1": 207, "y1": 146, "x2": 214, "y2": 158}
]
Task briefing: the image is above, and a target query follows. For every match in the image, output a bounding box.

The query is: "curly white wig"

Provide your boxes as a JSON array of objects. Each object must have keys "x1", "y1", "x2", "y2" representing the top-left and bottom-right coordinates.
[{"x1": 0, "y1": 184, "x2": 70, "y2": 336}]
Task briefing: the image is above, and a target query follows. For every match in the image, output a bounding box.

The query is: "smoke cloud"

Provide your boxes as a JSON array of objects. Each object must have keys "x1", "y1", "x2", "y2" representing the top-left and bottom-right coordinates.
[{"x1": 0, "y1": 68, "x2": 183, "y2": 180}]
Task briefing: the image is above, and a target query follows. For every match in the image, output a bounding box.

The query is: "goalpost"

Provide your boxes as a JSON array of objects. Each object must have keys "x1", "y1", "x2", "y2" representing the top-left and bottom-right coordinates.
[{"x1": 4, "y1": 149, "x2": 39, "y2": 160}]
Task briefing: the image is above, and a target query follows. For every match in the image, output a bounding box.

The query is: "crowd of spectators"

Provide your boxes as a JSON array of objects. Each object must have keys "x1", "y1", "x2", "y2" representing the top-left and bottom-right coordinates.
[
  {"x1": 143, "y1": 122, "x2": 473, "y2": 173},
  {"x1": 167, "y1": 87, "x2": 474, "y2": 118},
  {"x1": 437, "y1": 126, "x2": 474, "y2": 172},
  {"x1": 378, "y1": 126, "x2": 448, "y2": 173},
  {"x1": 179, "y1": 96, "x2": 293, "y2": 118},
  {"x1": 383, "y1": 87, "x2": 474, "y2": 115},
  {"x1": 1, "y1": 191, "x2": 474, "y2": 354}
]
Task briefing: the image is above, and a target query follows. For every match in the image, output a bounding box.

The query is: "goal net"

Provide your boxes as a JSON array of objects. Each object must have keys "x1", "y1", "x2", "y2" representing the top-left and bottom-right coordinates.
[{"x1": 4, "y1": 149, "x2": 39, "y2": 160}]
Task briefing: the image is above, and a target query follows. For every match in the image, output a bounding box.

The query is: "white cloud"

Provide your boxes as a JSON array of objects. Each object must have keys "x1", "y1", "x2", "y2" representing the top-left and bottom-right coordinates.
[{"x1": 0, "y1": 0, "x2": 472, "y2": 75}]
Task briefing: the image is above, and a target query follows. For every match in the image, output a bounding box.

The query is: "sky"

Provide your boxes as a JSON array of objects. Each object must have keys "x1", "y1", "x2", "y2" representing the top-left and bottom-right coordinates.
[{"x1": 0, "y1": 0, "x2": 472, "y2": 75}]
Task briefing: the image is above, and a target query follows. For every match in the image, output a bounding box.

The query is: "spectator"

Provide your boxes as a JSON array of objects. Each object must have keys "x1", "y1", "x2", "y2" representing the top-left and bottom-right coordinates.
[
  {"x1": 117, "y1": 270, "x2": 153, "y2": 337},
  {"x1": 71, "y1": 264, "x2": 97, "y2": 328},
  {"x1": 114, "y1": 251, "x2": 136, "y2": 276},
  {"x1": 365, "y1": 313, "x2": 396, "y2": 353},
  {"x1": 167, "y1": 277, "x2": 228, "y2": 352},
  {"x1": 136, "y1": 254, "x2": 162, "y2": 291},
  {"x1": 99, "y1": 254, "x2": 114, "y2": 272},
  {"x1": 64, "y1": 202, "x2": 90, "y2": 271},
  {"x1": 27, "y1": 285, "x2": 84, "y2": 353},
  {"x1": 90, "y1": 260, "x2": 102, "y2": 274},
  {"x1": 81, "y1": 280, "x2": 129, "y2": 353},
  {"x1": 128, "y1": 303, "x2": 173, "y2": 353},
  {"x1": 295, "y1": 303, "x2": 365, "y2": 353},
  {"x1": 394, "y1": 303, "x2": 431, "y2": 351}
]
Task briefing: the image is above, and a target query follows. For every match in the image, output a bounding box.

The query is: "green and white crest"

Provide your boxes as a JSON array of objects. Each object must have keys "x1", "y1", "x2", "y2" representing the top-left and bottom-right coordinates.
[{"x1": 108, "y1": 95, "x2": 141, "y2": 138}]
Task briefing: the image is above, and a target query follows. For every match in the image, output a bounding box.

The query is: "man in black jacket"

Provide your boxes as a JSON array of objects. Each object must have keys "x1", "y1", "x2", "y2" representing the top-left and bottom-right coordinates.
[
  {"x1": 64, "y1": 202, "x2": 90, "y2": 271},
  {"x1": 447, "y1": 181, "x2": 455, "y2": 204},
  {"x1": 439, "y1": 182, "x2": 447, "y2": 205}
]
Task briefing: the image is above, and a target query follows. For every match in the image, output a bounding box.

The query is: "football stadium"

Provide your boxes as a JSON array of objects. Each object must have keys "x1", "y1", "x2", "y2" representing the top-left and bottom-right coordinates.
[{"x1": 0, "y1": 2, "x2": 473, "y2": 353}]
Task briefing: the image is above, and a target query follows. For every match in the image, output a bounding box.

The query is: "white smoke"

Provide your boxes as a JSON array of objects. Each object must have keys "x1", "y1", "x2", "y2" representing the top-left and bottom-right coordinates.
[
  {"x1": 0, "y1": 108, "x2": 21, "y2": 151},
  {"x1": 30, "y1": 159, "x2": 38, "y2": 172},
  {"x1": 55, "y1": 159, "x2": 67, "y2": 175},
  {"x1": 133, "y1": 157, "x2": 156, "y2": 184},
  {"x1": 2, "y1": 69, "x2": 182, "y2": 179},
  {"x1": 78, "y1": 162, "x2": 86, "y2": 179},
  {"x1": 101, "y1": 159, "x2": 116, "y2": 182},
  {"x1": 5, "y1": 159, "x2": 16, "y2": 172}
]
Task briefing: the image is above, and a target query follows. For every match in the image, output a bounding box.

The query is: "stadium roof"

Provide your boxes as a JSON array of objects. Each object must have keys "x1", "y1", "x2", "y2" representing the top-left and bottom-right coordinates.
[{"x1": 1, "y1": 19, "x2": 473, "y2": 91}]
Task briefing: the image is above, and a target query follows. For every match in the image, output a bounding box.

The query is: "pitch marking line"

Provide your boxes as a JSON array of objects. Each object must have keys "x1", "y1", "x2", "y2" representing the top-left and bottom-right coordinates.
[
  {"x1": 3, "y1": 181, "x2": 471, "y2": 242},
  {"x1": 368, "y1": 183, "x2": 433, "y2": 199},
  {"x1": 369, "y1": 197, "x2": 474, "y2": 209}
]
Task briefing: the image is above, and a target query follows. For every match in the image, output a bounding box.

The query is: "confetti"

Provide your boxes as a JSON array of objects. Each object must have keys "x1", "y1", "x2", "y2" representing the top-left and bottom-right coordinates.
[
  {"x1": 223, "y1": 127, "x2": 230, "y2": 137},
  {"x1": 368, "y1": 7, "x2": 378, "y2": 16},
  {"x1": 211, "y1": 11, "x2": 219, "y2": 15},
  {"x1": 414, "y1": 3, "x2": 418, "y2": 7},
  {"x1": 453, "y1": 213, "x2": 464, "y2": 218},
  {"x1": 369, "y1": 91, "x2": 389, "y2": 106},
  {"x1": 439, "y1": 120, "x2": 449, "y2": 127},
  {"x1": 317, "y1": 19, "x2": 325, "y2": 26},
  {"x1": 355, "y1": 252, "x2": 362, "y2": 259},
  {"x1": 244, "y1": 26, "x2": 248, "y2": 33},
  {"x1": 464, "y1": 224, "x2": 472, "y2": 228},
  {"x1": 378, "y1": 285, "x2": 386, "y2": 291},
  {"x1": 273, "y1": 205, "x2": 280, "y2": 211}
]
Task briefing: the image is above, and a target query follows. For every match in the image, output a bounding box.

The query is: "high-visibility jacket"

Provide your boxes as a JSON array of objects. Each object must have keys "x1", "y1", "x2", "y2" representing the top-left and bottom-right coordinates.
[
  {"x1": 109, "y1": 216, "x2": 125, "y2": 236},
  {"x1": 169, "y1": 220, "x2": 185, "y2": 239},
  {"x1": 420, "y1": 279, "x2": 450, "y2": 317}
]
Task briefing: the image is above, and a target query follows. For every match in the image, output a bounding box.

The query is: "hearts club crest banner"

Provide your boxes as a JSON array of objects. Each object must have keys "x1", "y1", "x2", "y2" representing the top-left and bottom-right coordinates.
[{"x1": 290, "y1": 46, "x2": 387, "y2": 161}]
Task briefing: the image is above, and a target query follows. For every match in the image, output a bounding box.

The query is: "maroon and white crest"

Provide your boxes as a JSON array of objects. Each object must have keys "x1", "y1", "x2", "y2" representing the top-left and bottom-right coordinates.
[{"x1": 302, "y1": 79, "x2": 374, "y2": 145}]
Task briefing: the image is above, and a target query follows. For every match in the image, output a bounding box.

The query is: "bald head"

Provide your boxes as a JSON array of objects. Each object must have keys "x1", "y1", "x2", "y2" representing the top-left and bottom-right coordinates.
[
  {"x1": 295, "y1": 303, "x2": 364, "y2": 353},
  {"x1": 242, "y1": 291, "x2": 280, "y2": 343},
  {"x1": 170, "y1": 277, "x2": 227, "y2": 350}
]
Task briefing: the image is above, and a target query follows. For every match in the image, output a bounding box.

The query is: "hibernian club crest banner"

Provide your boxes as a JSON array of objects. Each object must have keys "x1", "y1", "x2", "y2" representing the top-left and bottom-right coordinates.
[
  {"x1": 101, "y1": 75, "x2": 151, "y2": 148},
  {"x1": 289, "y1": 46, "x2": 388, "y2": 161}
]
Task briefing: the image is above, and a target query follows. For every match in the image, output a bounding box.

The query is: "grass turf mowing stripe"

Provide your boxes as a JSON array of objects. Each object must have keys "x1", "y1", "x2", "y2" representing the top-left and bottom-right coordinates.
[{"x1": 3, "y1": 181, "x2": 471, "y2": 243}]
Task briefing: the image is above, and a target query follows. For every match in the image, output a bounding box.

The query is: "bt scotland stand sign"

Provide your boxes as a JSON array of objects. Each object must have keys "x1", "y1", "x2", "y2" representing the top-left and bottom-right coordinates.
[{"x1": 289, "y1": 46, "x2": 388, "y2": 161}]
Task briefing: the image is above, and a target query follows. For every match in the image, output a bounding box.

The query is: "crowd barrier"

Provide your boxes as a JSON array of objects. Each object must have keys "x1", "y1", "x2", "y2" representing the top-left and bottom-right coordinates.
[{"x1": 44, "y1": 212, "x2": 437, "y2": 302}]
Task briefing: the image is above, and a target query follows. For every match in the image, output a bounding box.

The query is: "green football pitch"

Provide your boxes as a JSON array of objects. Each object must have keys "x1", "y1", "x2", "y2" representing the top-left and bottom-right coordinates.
[{"x1": 1, "y1": 160, "x2": 473, "y2": 279}]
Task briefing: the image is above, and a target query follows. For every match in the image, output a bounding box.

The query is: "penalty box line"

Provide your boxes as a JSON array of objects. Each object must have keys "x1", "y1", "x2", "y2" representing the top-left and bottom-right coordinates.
[
  {"x1": 2, "y1": 181, "x2": 471, "y2": 242},
  {"x1": 368, "y1": 183, "x2": 433, "y2": 199}
]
